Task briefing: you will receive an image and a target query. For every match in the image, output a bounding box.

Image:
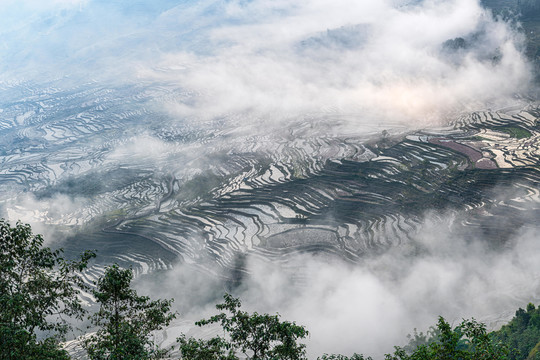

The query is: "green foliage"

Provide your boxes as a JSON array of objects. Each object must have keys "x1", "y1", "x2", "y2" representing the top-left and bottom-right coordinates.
[
  {"x1": 324, "y1": 317, "x2": 509, "y2": 360},
  {"x1": 496, "y1": 126, "x2": 532, "y2": 139},
  {"x1": 401, "y1": 326, "x2": 441, "y2": 354},
  {"x1": 179, "y1": 293, "x2": 309, "y2": 360},
  {"x1": 491, "y1": 303, "x2": 540, "y2": 360},
  {"x1": 384, "y1": 317, "x2": 509, "y2": 360},
  {"x1": 177, "y1": 334, "x2": 237, "y2": 360},
  {"x1": 0, "y1": 219, "x2": 95, "y2": 360},
  {"x1": 526, "y1": 341, "x2": 540, "y2": 360},
  {"x1": 83, "y1": 264, "x2": 176, "y2": 360},
  {"x1": 0, "y1": 328, "x2": 71, "y2": 360}
]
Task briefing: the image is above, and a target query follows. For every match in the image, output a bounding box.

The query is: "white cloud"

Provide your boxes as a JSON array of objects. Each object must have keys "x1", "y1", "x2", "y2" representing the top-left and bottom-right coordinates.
[
  {"x1": 141, "y1": 0, "x2": 529, "y2": 131},
  {"x1": 1, "y1": 0, "x2": 530, "y2": 129},
  {"x1": 136, "y1": 208, "x2": 540, "y2": 358},
  {"x1": 4, "y1": 193, "x2": 88, "y2": 245}
]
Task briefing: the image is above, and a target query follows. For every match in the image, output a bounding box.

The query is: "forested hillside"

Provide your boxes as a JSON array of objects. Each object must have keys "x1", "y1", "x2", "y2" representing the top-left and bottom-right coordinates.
[{"x1": 491, "y1": 304, "x2": 540, "y2": 360}]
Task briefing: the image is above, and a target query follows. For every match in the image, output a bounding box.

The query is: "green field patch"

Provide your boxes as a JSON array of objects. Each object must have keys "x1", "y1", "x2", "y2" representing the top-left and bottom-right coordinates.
[{"x1": 496, "y1": 126, "x2": 532, "y2": 139}]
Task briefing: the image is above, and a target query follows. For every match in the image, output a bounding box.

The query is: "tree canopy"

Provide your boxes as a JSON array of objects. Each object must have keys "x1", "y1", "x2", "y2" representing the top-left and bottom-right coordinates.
[
  {"x1": 491, "y1": 303, "x2": 540, "y2": 360},
  {"x1": 83, "y1": 264, "x2": 176, "y2": 360},
  {"x1": 383, "y1": 316, "x2": 509, "y2": 360},
  {"x1": 178, "y1": 293, "x2": 309, "y2": 360},
  {"x1": 0, "y1": 219, "x2": 95, "y2": 360}
]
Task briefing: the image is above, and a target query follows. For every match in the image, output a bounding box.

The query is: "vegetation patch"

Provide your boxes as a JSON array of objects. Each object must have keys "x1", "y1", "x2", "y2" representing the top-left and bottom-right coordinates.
[{"x1": 496, "y1": 126, "x2": 533, "y2": 139}]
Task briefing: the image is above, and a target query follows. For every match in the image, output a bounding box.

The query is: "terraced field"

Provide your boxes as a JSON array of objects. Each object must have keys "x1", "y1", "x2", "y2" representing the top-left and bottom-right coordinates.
[{"x1": 0, "y1": 81, "x2": 539, "y2": 288}]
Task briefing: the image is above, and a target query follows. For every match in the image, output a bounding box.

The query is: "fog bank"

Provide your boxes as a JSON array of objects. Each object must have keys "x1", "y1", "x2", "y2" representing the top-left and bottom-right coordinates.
[{"x1": 139, "y1": 209, "x2": 540, "y2": 358}]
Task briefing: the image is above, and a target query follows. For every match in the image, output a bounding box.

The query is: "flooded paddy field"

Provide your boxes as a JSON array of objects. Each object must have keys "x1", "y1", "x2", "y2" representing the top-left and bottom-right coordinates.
[{"x1": 1, "y1": 81, "x2": 539, "y2": 287}]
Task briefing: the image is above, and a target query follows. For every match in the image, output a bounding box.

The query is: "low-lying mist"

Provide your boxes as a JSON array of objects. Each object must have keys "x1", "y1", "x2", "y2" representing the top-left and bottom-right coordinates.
[
  {"x1": 137, "y1": 207, "x2": 540, "y2": 358},
  {"x1": 1, "y1": 0, "x2": 533, "y2": 130},
  {"x1": 142, "y1": 0, "x2": 532, "y2": 132}
]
